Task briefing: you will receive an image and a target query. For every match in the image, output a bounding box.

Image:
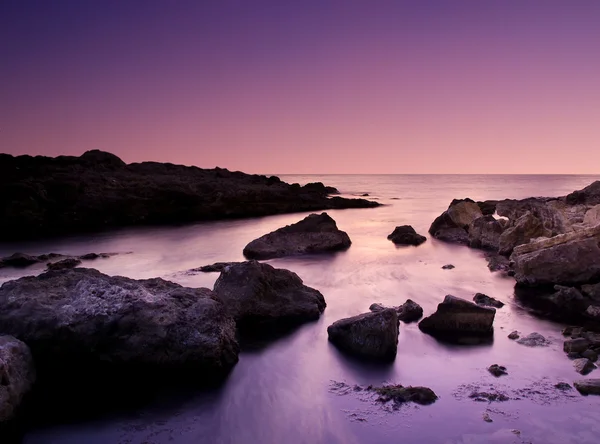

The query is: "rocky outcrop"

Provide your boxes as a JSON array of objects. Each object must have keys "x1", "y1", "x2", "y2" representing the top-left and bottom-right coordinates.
[
  {"x1": 213, "y1": 261, "x2": 326, "y2": 329},
  {"x1": 583, "y1": 205, "x2": 600, "y2": 226},
  {"x1": 429, "y1": 200, "x2": 482, "y2": 245},
  {"x1": 0, "y1": 151, "x2": 379, "y2": 240},
  {"x1": 473, "y1": 293, "x2": 504, "y2": 308},
  {"x1": 0, "y1": 252, "x2": 116, "y2": 269},
  {"x1": 369, "y1": 299, "x2": 423, "y2": 323},
  {"x1": 0, "y1": 268, "x2": 239, "y2": 375},
  {"x1": 418, "y1": 295, "x2": 496, "y2": 337},
  {"x1": 387, "y1": 225, "x2": 427, "y2": 246},
  {"x1": 510, "y1": 225, "x2": 600, "y2": 286},
  {"x1": 327, "y1": 309, "x2": 399, "y2": 361},
  {"x1": 468, "y1": 216, "x2": 504, "y2": 250},
  {"x1": 498, "y1": 211, "x2": 552, "y2": 256},
  {"x1": 46, "y1": 258, "x2": 82, "y2": 271},
  {"x1": 243, "y1": 213, "x2": 351, "y2": 259},
  {"x1": 0, "y1": 336, "x2": 35, "y2": 423}
]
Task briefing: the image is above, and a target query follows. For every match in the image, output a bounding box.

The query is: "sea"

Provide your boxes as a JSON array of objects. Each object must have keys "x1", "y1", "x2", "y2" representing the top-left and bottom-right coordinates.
[{"x1": 2, "y1": 174, "x2": 600, "y2": 444}]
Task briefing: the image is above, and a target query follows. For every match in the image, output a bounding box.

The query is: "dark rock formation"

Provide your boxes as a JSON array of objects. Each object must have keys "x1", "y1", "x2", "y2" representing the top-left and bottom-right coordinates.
[
  {"x1": 487, "y1": 364, "x2": 508, "y2": 377},
  {"x1": 46, "y1": 258, "x2": 82, "y2": 271},
  {"x1": 498, "y1": 211, "x2": 552, "y2": 256},
  {"x1": 243, "y1": 213, "x2": 351, "y2": 259},
  {"x1": 442, "y1": 264, "x2": 455, "y2": 270},
  {"x1": 574, "y1": 379, "x2": 600, "y2": 395},
  {"x1": 327, "y1": 309, "x2": 399, "y2": 361},
  {"x1": 368, "y1": 299, "x2": 423, "y2": 323},
  {"x1": 192, "y1": 262, "x2": 240, "y2": 273},
  {"x1": 473, "y1": 293, "x2": 505, "y2": 308},
  {"x1": 468, "y1": 215, "x2": 504, "y2": 250},
  {"x1": 418, "y1": 295, "x2": 496, "y2": 337},
  {"x1": 573, "y1": 358, "x2": 596, "y2": 375},
  {"x1": 1, "y1": 252, "x2": 116, "y2": 269},
  {"x1": 213, "y1": 261, "x2": 326, "y2": 330},
  {"x1": 564, "y1": 338, "x2": 590, "y2": 354},
  {"x1": 0, "y1": 268, "x2": 239, "y2": 376},
  {"x1": 0, "y1": 336, "x2": 35, "y2": 423},
  {"x1": 0, "y1": 253, "x2": 40, "y2": 268},
  {"x1": 508, "y1": 331, "x2": 520, "y2": 340},
  {"x1": 370, "y1": 384, "x2": 438, "y2": 406},
  {"x1": 0, "y1": 151, "x2": 378, "y2": 240},
  {"x1": 387, "y1": 225, "x2": 427, "y2": 246}
]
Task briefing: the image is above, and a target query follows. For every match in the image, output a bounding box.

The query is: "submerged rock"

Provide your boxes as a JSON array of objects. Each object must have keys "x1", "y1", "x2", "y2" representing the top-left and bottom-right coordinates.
[
  {"x1": 473, "y1": 293, "x2": 505, "y2": 308},
  {"x1": 0, "y1": 336, "x2": 35, "y2": 423},
  {"x1": 243, "y1": 213, "x2": 351, "y2": 259},
  {"x1": 508, "y1": 331, "x2": 520, "y2": 340},
  {"x1": 0, "y1": 268, "x2": 239, "y2": 376},
  {"x1": 192, "y1": 262, "x2": 240, "y2": 273},
  {"x1": 213, "y1": 261, "x2": 326, "y2": 329},
  {"x1": 488, "y1": 364, "x2": 508, "y2": 377},
  {"x1": 327, "y1": 309, "x2": 399, "y2": 361},
  {"x1": 46, "y1": 257, "x2": 82, "y2": 271},
  {"x1": 370, "y1": 384, "x2": 438, "y2": 406},
  {"x1": 573, "y1": 358, "x2": 596, "y2": 375},
  {"x1": 517, "y1": 332, "x2": 549, "y2": 347},
  {"x1": 574, "y1": 379, "x2": 600, "y2": 395},
  {"x1": 418, "y1": 295, "x2": 496, "y2": 337},
  {"x1": 442, "y1": 264, "x2": 455, "y2": 270},
  {"x1": 469, "y1": 391, "x2": 509, "y2": 402},
  {"x1": 387, "y1": 225, "x2": 427, "y2": 246}
]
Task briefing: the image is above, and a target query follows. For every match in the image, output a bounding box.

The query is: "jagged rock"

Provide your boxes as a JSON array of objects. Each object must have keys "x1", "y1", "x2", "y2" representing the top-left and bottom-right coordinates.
[
  {"x1": 508, "y1": 331, "x2": 520, "y2": 340},
  {"x1": 564, "y1": 338, "x2": 590, "y2": 354},
  {"x1": 243, "y1": 213, "x2": 351, "y2": 259},
  {"x1": 477, "y1": 200, "x2": 498, "y2": 216},
  {"x1": 498, "y1": 211, "x2": 553, "y2": 256},
  {"x1": 574, "y1": 379, "x2": 600, "y2": 395},
  {"x1": 387, "y1": 225, "x2": 427, "y2": 246},
  {"x1": 573, "y1": 358, "x2": 596, "y2": 375},
  {"x1": 517, "y1": 332, "x2": 549, "y2": 347},
  {"x1": 79, "y1": 252, "x2": 111, "y2": 260},
  {"x1": 0, "y1": 268, "x2": 239, "y2": 375},
  {"x1": 370, "y1": 384, "x2": 437, "y2": 406},
  {"x1": 447, "y1": 201, "x2": 483, "y2": 228},
  {"x1": 473, "y1": 293, "x2": 504, "y2": 308},
  {"x1": 429, "y1": 200, "x2": 479, "y2": 245},
  {"x1": 327, "y1": 309, "x2": 399, "y2": 361},
  {"x1": 442, "y1": 264, "x2": 455, "y2": 270},
  {"x1": 510, "y1": 225, "x2": 600, "y2": 286},
  {"x1": 213, "y1": 261, "x2": 326, "y2": 329},
  {"x1": 434, "y1": 227, "x2": 469, "y2": 245},
  {"x1": 488, "y1": 364, "x2": 508, "y2": 377},
  {"x1": 418, "y1": 295, "x2": 495, "y2": 337},
  {"x1": 46, "y1": 257, "x2": 82, "y2": 271},
  {"x1": 0, "y1": 336, "x2": 35, "y2": 423},
  {"x1": 468, "y1": 216, "x2": 504, "y2": 250},
  {"x1": 567, "y1": 181, "x2": 600, "y2": 206},
  {"x1": 484, "y1": 252, "x2": 511, "y2": 273}
]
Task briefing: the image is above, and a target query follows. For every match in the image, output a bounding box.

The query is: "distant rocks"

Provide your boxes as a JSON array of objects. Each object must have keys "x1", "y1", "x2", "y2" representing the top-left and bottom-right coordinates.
[
  {"x1": 0, "y1": 251, "x2": 117, "y2": 269},
  {"x1": 192, "y1": 262, "x2": 240, "y2": 273},
  {"x1": 442, "y1": 264, "x2": 455, "y2": 270},
  {"x1": 516, "y1": 332, "x2": 549, "y2": 347},
  {"x1": 0, "y1": 336, "x2": 35, "y2": 423},
  {"x1": 574, "y1": 379, "x2": 600, "y2": 395},
  {"x1": 46, "y1": 258, "x2": 82, "y2": 271},
  {"x1": 473, "y1": 293, "x2": 504, "y2": 308},
  {"x1": 369, "y1": 299, "x2": 423, "y2": 323},
  {"x1": 418, "y1": 295, "x2": 496, "y2": 338},
  {"x1": 387, "y1": 225, "x2": 427, "y2": 246},
  {"x1": 487, "y1": 364, "x2": 508, "y2": 377},
  {"x1": 327, "y1": 309, "x2": 399, "y2": 361},
  {"x1": 213, "y1": 261, "x2": 326, "y2": 330},
  {"x1": 0, "y1": 253, "x2": 41, "y2": 268},
  {"x1": 243, "y1": 213, "x2": 351, "y2": 259}
]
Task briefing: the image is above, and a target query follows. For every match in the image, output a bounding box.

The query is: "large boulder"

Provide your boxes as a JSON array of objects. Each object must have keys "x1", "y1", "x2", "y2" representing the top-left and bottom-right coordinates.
[
  {"x1": 498, "y1": 211, "x2": 552, "y2": 256},
  {"x1": 0, "y1": 268, "x2": 239, "y2": 376},
  {"x1": 327, "y1": 309, "x2": 399, "y2": 361},
  {"x1": 468, "y1": 215, "x2": 504, "y2": 250},
  {"x1": 447, "y1": 201, "x2": 483, "y2": 228},
  {"x1": 0, "y1": 336, "x2": 35, "y2": 423},
  {"x1": 429, "y1": 200, "x2": 482, "y2": 245},
  {"x1": 387, "y1": 225, "x2": 426, "y2": 246},
  {"x1": 243, "y1": 213, "x2": 351, "y2": 259},
  {"x1": 418, "y1": 295, "x2": 496, "y2": 337},
  {"x1": 510, "y1": 225, "x2": 600, "y2": 286},
  {"x1": 213, "y1": 261, "x2": 326, "y2": 329}
]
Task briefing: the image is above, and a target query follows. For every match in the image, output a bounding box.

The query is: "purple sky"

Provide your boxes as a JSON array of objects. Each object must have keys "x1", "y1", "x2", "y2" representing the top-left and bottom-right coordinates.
[{"x1": 1, "y1": 1, "x2": 600, "y2": 173}]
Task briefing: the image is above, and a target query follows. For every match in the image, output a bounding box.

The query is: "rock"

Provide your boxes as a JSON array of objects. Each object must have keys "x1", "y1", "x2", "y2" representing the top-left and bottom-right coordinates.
[
  {"x1": 397, "y1": 299, "x2": 424, "y2": 323},
  {"x1": 567, "y1": 352, "x2": 582, "y2": 359},
  {"x1": 564, "y1": 338, "x2": 590, "y2": 354},
  {"x1": 46, "y1": 257, "x2": 82, "y2": 271},
  {"x1": 79, "y1": 252, "x2": 111, "y2": 260},
  {"x1": 447, "y1": 201, "x2": 484, "y2": 228},
  {"x1": 434, "y1": 227, "x2": 470, "y2": 245},
  {"x1": 193, "y1": 262, "x2": 240, "y2": 273},
  {"x1": 0, "y1": 268, "x2": 239, "y2": 376},
  {"x1": 387, "y1": 225, "x2": 427, "y2": 246},
  {"x1": 582, "y1": 349, "x2": 599, "y2": 362},
  {"x1": 488, "y1": 364, "x2": 508, "y2": 377},
  {"x1": 510, "y1": 224, "x2": 600, "y2": 286},
  {"x1": 573, "y1": 358, "x2": 596, "y2": 375},
  {"x1": 469, "y1": 391, "x2": 509, "y2": 402},
  {"x1": 484, "y1": 252, "x2": 511, "y2": 273},
  {"x1": 327, "y1": 309, "x2": 399, "y2": 361},
  {"x1": 213, "y1": 261, "x2": 326, "y2": 329},
  {"x1": 0, "y1": 253, "x2": 40, "y2": 268},
  {"x1": 302, "y1": 182, "x2": 339, "y2": 195},
  {"x1": 547, "y1": 286, "x2": 591, "y2": 318},
  {"x1": 477, "y1": 200, "x2": 498, "y2": 216},
  {"x1": 243, "y1": 213, "x2": 351, "y2": 259},
  {"x1": 586, "y1": 305, "x2": 600, "y2": 321},
  {"x1": 418, "y1": 295, "x2": 496, "y2": 337},
  {"x1": 574, "y1": 379, "x2": 600, "y2": 395},
  {"x1": 473, "y1": 293, "x2": 504, "y2": 308},
  {"x1": 370, "y1": 384, "x2": 438, "y2": 406},
  {"x1": 498, "y1": 211, "x2": 552, "y2": 256},
  {"x1": 517, "y1": 332, "x2": 549, "y2": 347},
  {"x1": 581, "y1": 283, "x2": 600, "y2": 302},
  {"x1": 562, "y1": 326, "x2": 584, "y2": 337},
  {"x1": 369, "y1": 303, "x2": 387, "y2": 312},
  {"x1": 428, "y1": 203, "x2": 470, "y2": 245},
  {"x1": 468, "y1": 215, "x2": 504, "y2": 250},
  {"x1": 508, "y1": 331, "x2": 520, "y2": 340},
  {"x1": 0, "y1": 336, "x2": 35, "y2": 423},
  {"x1": 442, "y1": 264, "x2": 455, "y2": 270},
  {"x1": 583, "y1": 204, "x2": 600, "y2": 226},
  {"x1": 567, "y1": 181, "x2": 600, "y2": 206},
  {"x1": 554, "y1": 382, "x2": 572, "y2": 391},
  {"x1": 0, "y1": 151, "x2": 379, "y2": 241},
  {"x1": 482, "y1": 412, "x2": 493, "y2": 423}
]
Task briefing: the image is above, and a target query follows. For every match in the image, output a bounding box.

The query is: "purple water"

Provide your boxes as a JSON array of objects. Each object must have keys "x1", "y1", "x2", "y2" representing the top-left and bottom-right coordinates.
[{"x1": 2, "y1": 175, "x2": 600, "y2": 444}]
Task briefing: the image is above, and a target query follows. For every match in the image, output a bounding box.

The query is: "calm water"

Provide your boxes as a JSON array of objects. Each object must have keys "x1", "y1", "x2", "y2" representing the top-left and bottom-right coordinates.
[{"x1": 2, "y1": 175, "x2": 600, "y2": 444}]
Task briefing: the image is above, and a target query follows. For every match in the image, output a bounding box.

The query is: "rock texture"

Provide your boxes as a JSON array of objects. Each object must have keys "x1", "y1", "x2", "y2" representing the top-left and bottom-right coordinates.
[
  {"x1": 573, "y1": 358, "x2": 596, "y2": 375},
  {"x1": 0, "y1": 336, "x2": 35, "y2": 423},
  {"x1": 473, "y1": 293, "x2": 504, "y2": 308},
  {"x1": 0, "y1": 151, "x2": 379, "y2": 240},
  {"x1": 468, "y1": 215, "x2": 504, "y2": 250},
  {"x1": 387, "y1": 225, "x2": 427, "y2": 246},
  {"x1": 0, "y1": 252, "x2": 116, "y2": 269},
  {"x1": 213, "y1": 261, "x2": 326, "y2": 329},
  {"x1": 516, "y1": 332, "x2": 549, "y2": 347},
  {"x1": 243, "y1": 213, "x2": 351, "y2": 259},
  {"x1": 418, "y1": 295, "x2": 496, "y2": 337},
  {"x1": 0, "y1": 268, "x2": 239, "y2": 375},
  {"x1": 369, "y1": 299, "x2": 423, "y2": 323},
  {"x1": 574, "y1": 379, "x2": 600, "y2": 395},
  {"x1": 327, "y1": 309, "x2": 399, "y2": 361}
]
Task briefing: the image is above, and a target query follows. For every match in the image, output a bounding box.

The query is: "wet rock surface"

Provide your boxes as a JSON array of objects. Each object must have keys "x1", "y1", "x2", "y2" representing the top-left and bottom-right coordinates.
[
  {"x1": 370, "y1": 384, "x2": 438, "y2": 406},
  {"x1": 368, "y1": 299, "x2": 423, "y2": 323},
  {"x1": 508, "y1": 331, "x2": 520, "y2": 340},
  {"x1": 0, "y1": 336, "x2": 36, "y2": 423},
  {"x1": 574, "y1": 379, "x2": 600, "y2": 395},
  {"x1": 573, "y1": 358, "x2": 596, "y2": 375},
  {"x1": 243, "y1": 213, "x2": 351, "y2": 259},
  {"x1": 387, "y1": 225, "x2": 427, "y2": 246},
  {"x1": 191, "y1": 262, "x2": 240, "y2": 273},
  {"x1": 419, "y1": 295, "x2": 496, "y2": 338},
  {"x1": 517, "y1": 332, "x2": 549, "y2": 347},
  {"x1": 46, "y1": 257, "x2": 82, "y2": 271},
  {"x1": 473, "y1": 293, "x2": 505, "y2": 308},
  {"x1": 488, "y1": 364, "x2": 508, "y2": 377},
  {"x1": 442, "y1": 264, "x2": 455, "y2": 270}
]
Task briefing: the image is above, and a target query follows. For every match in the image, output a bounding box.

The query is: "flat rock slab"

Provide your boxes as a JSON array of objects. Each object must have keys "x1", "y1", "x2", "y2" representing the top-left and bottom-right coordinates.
[
  {"x1": 418, "y1": 295, "x2": 496, "y2": 337},
  {"x1": 243, "y1": 213, "x2": 351, "y2": 259},
  {"x1": 0, "y1": 336, "x2": 35, "y2": 423},
  {"x1": 327, "y1": 309, "x2": 399, "y2": 361}
]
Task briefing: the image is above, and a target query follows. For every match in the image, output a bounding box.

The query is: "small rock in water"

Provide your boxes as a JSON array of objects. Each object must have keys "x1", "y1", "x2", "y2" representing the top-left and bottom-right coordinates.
[
  {"x1": 370, "y1": 384, "x2": 438, "y2": 406},
  {"x1": 397, "y1": 299, "x2": 424, "y2": 323},
  {"x1": 473, "y1": 293, "x2": 505, "y2": 308},
  {"x1": 387, "y1": 225, "x2": 427, "y2": 246},
  {"x1": 488, "y1": 364, "x2": 508, "y2": 377},
  {"x1": 517, "y1": 332, "x2": 549, "y2": 347},
  {"x1": 573, "y1": 358, "x2": 597, "y2": 375},
  {"x1": 508, "y1": 331, "x2": 520, "y2": 340},
  {"x1": 442, "y1": 264, "x2": 455, "y2": 270},
  {"x1": 554, "y1": 382, "x2": 572, "y2": 391},
  {"x1": 574, "y1": 379, "x2": 600, "y2": 395},
  {"x1": 482, "y1": 412, "x2": 493, "y2": 423}
]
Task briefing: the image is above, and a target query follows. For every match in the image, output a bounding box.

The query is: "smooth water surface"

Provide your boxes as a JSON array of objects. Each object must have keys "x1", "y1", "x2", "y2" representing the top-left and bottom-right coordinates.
[{"x1": 2, "y1": 175, "x2": 600, "y2": 444}]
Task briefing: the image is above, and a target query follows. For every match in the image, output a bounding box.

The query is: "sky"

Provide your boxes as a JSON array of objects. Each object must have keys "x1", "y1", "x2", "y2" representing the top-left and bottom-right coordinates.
[{"x1": 1, "y1": 0, "x2": 600, "y2": 174}]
